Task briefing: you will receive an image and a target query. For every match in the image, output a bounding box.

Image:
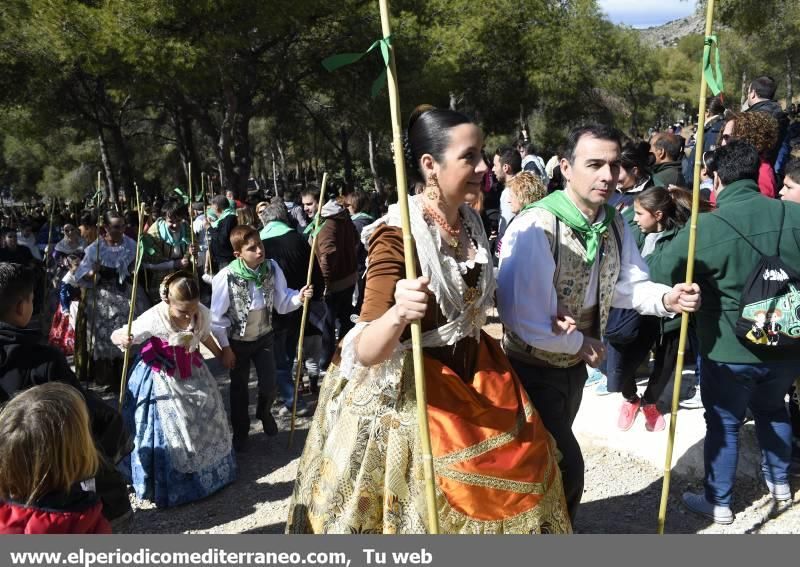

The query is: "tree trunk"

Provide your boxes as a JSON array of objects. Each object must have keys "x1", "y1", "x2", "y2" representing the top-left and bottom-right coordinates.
[
  {"x1": 97, "y1": 128, "x2": 118, "y2": 210},
  {"x1": 787, "y1": 54, "x2": 794, "y2": 109},
  {"x1": 449, "y1": 92, "x2": 458, "y2": 111},
  {"x1": 741, "y1": 70, "x2": 749, "y2": 109},
  {"x1": 109, "y1": 124, "x2": 134, "y2": 206},
  {"x1": 230, "y1": 108, "x2": 253, "y2": 201},
  {"x1": 271, "y1": 150, "x2": 280, "y2": 197},
  {"x1": 367, "y1": 130, "x2": 381, "y2": 193},
  {"x1": 339, "y1": 126, "x2": 353, "y2": 192},
  {"x1": 276, "y1": 140, "x2": 288, "y2": 193}
]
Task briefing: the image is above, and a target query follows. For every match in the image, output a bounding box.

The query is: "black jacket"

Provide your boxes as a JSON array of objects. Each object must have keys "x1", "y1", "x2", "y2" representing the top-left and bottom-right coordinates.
[
  {"x1": 0, "y1": 323, "x2": 133, "y2": 523},
  {"x1": 683, "y1": 115, "x2": 725, "y2": 187},
  {"x1": 209, "y1": 214, "x2": 238, "y2": 267}
]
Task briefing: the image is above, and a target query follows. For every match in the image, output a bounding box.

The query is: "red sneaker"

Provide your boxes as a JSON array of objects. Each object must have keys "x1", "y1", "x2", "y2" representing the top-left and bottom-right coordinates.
[
  {"x1": 642, "y1": 403, "x2": 666, "y2": 432},
  {"x1": 617, "y1": 396, "x2": 641, "y2": 431}
]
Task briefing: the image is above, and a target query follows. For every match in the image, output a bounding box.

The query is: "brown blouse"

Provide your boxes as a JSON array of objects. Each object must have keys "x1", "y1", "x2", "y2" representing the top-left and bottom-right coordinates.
[{"x1": 358, "y1": 224, "x2": 482, "y2": 379}]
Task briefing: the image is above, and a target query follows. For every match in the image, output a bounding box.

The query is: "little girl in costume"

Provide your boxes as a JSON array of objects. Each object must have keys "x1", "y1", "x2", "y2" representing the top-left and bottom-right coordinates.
[
  {"x1": 48, "y1": 255, "x2": 81, "y2": 356},
  {"x1": 112, "y1": 271, "x2": 236, "y2": 508},
  {"x1": 0, "y1": 383, "x2": 111, "y2": 534}
]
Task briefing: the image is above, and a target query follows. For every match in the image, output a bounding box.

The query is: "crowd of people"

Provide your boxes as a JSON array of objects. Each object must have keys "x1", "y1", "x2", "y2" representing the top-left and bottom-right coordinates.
[{"x1": 0, "y1": 74, "x2": 799, "y2": 534}]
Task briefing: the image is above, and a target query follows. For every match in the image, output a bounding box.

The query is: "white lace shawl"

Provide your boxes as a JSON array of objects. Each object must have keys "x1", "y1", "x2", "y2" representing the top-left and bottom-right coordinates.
[
  {"x1": 74, "y1": 236, "x2": 137, "y2": 285},
  {"x1": 340, "y1": 195, "x2": 494, "y2": 377},
  {"x1": 128, "y1": 302, "x2": 212, "y2": 353}
]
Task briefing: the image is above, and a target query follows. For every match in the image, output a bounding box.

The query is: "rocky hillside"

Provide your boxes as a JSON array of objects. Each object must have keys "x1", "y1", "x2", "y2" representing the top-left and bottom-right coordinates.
[{"x1": 636, "y1": 12, "x2": 706, "y2": 48}]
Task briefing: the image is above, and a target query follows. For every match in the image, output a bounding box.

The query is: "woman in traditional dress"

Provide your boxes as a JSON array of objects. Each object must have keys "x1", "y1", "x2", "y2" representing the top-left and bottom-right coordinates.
[
  {"x1": 112, "y1": 271, "x2": 236, "y2": 508},
  {"x1": 74, "y1": 210, "x2": 148, "y2": 390},
  {"x1": 286, "y1": 106, "x2": 570, "y2": 534}
]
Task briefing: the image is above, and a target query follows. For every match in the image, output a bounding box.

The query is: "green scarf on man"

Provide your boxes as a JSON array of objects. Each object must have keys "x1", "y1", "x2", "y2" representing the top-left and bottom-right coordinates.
[
  {"x1": 211, "y1": 208, "x2": 235, "y2": 229},
  {"x1": 523, "y1": 190, "x2": 615, "y2": 265},
  {"x1": 260, "y1": 221, "x2": 294, "y2": 241}
]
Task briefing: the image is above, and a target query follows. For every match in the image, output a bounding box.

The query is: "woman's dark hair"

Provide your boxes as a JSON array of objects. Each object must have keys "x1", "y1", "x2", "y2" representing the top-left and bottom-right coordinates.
[
  {"x1": 347, "y1": 190, "x2": 370, "y2": 214},
  {"x1": 635, "y1": 186, "x2": 712, "y2": 231},
  {"x1": 405, "y1": 105, "x2": 472, "y2": 187},
  {"x1": 620, "y1": 141, "x2": 651, "y2": 179}
]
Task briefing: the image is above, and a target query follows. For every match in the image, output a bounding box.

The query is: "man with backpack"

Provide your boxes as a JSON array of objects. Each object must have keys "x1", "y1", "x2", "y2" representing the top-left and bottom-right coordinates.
[
  {"x1": 497, "y1": 124, "x2": 701, "y2": 523},
  {"x1": 648, "y1": 140, "x2": 800, "y2": 525}
]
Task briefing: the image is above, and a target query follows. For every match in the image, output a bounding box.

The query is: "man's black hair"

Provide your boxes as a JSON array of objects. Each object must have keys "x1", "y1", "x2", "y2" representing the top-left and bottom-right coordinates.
[
  {"x1": 713, "y1": 140, "x2": 760, "y2": 186},
  {"x1": 749, "y1": 76, "x2": 777, "y2": 101},
  {"x1": 494, "y1": 145, "x2": 522, "y2": 175},
  {"x1": 0, "y1": 263, "x2": 36, "y2": 320},
  {"x1": 564, "y1": 124, "x2": 622, "y2": 164}
]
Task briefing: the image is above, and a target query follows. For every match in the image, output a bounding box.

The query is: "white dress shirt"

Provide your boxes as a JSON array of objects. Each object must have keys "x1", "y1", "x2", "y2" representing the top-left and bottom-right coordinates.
[
  {"x1": 209, "y1": 260, "x2": 303, "y2": 348},
  {"x1": 497, "y1": 206, "x2": 673, "y2": 356}
]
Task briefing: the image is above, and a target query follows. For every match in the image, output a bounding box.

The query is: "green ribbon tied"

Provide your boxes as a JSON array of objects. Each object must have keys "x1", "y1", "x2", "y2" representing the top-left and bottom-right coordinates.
[
  {"x1": 703, "y1": 35, "x2": 724, "y2": 96},
  {"x1": 172, "y1": 187, "x2": 190, "y2": 205},
  {"x1": 322, "y1": 36, "x2": 392, "y2": 98}
]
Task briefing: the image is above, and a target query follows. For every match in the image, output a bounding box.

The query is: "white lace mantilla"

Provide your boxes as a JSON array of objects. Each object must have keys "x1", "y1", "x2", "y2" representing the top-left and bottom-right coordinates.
[
  {"x1": 342, "y1": 196, "x2": 494, "y2": 377},
  {"x1": 75, "y1": 236, "x2": 137, "y2": 286}
]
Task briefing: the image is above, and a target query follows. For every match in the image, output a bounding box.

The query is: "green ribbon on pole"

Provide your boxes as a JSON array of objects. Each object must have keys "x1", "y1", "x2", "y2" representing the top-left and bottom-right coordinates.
[
  {"x1": 172, "y1": 187, "x2": 190, "y2": 205},
  {"x1": 703, "y1": 35, "x2": 724, "y2": 96},
  {"x1": 322, "y1": 36, "x2": 392, "y2": 98}
]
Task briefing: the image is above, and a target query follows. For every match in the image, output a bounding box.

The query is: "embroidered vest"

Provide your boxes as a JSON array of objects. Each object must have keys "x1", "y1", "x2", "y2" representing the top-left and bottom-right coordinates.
[
  {"x1": 226, "y1": 265, "x2": 276, "y2": 339},
  {"x1": 510, "y1": 207, "x2": 623, "y2": 368}
]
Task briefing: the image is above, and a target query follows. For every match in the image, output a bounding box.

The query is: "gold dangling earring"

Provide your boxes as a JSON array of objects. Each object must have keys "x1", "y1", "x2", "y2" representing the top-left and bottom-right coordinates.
[{"x1": 425, "y1": 173, "x2": 440, "y2": 201}]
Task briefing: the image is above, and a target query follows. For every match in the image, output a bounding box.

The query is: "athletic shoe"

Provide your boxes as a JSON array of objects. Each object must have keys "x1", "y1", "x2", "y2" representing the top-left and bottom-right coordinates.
[
  {"x1": 594, "y1": 378, "x2": 612, "y2": 396},
  {"x1": 585, "y1": 368, "x2": 606, "y2": 388},
  {"x1": 617, "y1": 396, "x2": 641, "y2": 431},
  {"x1": 765, "y1": 478, "x2": 793, "y2": 502},
  {"x1": 679, "y1": 388, "x2": 703, "y2": 410},
  {"x1": 278, "y1": 403, "x2": 312, "y2": 417},
  {"x1": 642, "y1": 403, "x2": 666, "y2": 432},
  {"x1": 681, "y1": 491, "x2": 734, "y2": 525}
]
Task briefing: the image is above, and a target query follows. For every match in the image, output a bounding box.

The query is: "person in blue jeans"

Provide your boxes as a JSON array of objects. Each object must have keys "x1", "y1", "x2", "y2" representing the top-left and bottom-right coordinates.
[{"x1": 648, "y1": 140, "x2": 800, "y2": 524}]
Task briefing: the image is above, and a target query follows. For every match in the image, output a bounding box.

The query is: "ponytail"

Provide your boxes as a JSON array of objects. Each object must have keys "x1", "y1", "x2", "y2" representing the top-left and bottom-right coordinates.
[{"x1": 635, "y1": 186, "x2": 712, "y2": 231}]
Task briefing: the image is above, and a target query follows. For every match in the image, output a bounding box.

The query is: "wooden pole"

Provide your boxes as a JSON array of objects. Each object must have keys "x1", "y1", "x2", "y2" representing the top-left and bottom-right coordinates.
[
  {"x1": 657, "y1": 0, "x2": 716, "y2": 535},
  {"x1": 203, "y1": 173, "x2": 214, "y2": 276},
  {"x1": 118, "y1": 184, "x2": 146, "y2": 409},
  {"x1": 87, "y1": 187, "x2": 104, "y2": 383},
  {"x1": 188, "y1": 162, "x2": 196, "y2": 275},
  {"x1": 378, "y1": 0, "x2": 439, "y2": 534},
  {"x1": 287, "y1": 172, "x2": 327, "y2": 450},
  {"x1": 41, "y1": 198, "x2": 57, "y2": 332}
]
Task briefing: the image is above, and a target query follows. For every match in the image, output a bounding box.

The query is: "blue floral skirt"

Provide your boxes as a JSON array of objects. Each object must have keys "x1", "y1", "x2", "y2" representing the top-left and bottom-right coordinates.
[{"x1": 120, "y1": 358, "x2": 237, "y2": 508}]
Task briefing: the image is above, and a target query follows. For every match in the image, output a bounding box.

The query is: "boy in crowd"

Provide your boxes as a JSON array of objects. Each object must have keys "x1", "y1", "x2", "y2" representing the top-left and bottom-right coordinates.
[{"x1": 210, "y1": 226, "x2": 313, "y2": 453}]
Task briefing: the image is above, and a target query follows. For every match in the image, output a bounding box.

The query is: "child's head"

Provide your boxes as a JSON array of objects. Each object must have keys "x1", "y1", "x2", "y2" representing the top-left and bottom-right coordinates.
[
  {"x1": 230, "y1": 225, "x2": 264, "y2": 268},
  {"x1": 0, "y1": 263, "x2": 36, "y2": 327},
  {"x1": 0, "y1": 383, "x2": 98, "y2": 505},
  {"x1": 780, "y1": 159, "x2": 800, "y2": 204},
  {"x1": 159, "y1": 271, "x2": 200, "y2": 323},
  {"x1": 633, "y1": 186, "x2": 713, "y2": 234}
]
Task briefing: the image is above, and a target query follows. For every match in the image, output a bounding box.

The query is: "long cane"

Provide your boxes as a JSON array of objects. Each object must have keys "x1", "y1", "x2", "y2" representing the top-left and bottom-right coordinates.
[
  {"x1": 287, "y1": 172, "x2": 327, "y2": 449},
  {"x1": 203, "y1": 173, "x2": 214, "y2": 276},
  {"x1": 657, "y1": 0, "x2": 717, "y2": 534},
  {"x1": 42, "y1": 198, "x2": 56, "y2": 331},
  {"x1": 378, "y1": 0, "x2": 439, "y2": 534},
  {"x1": 188, "y1": 162, "x2": 196, "y2": 276},
  {"x1": 87, "y1": 185, "x2": 104, "y2": 384},
  {"x1": 118, "y1": 187, "x2": 146, "y2": 409}
]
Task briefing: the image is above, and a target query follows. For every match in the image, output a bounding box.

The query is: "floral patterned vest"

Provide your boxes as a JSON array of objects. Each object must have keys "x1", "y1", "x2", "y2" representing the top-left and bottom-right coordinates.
[
  {"x1": 226, "y1": 264, "x2": 276, "y2": 340},
  {"x1": 508, "y1": 207, "x2": 623, "y2": 368}
]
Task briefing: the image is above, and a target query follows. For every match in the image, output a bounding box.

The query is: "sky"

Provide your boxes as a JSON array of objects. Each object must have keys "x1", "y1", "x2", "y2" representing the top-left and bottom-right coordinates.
[{"x1": 598, "y1": 0, "x2": 697, "y2": 29}]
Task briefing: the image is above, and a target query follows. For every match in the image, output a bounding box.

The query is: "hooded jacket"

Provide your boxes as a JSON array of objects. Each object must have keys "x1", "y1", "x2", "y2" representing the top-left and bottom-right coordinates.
[
  {"x1": 0, "y1": 488, "x2": 111, "y2": 534},
  {"x1": 0, "y1": 323, "x2": 82, "y2": 402},
  {"x1": 316, "y1": 201, "x2": 358, "y2": 293}
]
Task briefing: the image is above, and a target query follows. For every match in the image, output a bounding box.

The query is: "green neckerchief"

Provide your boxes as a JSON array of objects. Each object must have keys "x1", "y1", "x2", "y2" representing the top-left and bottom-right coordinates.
[
  {"x1": 350, "y1": 212, "x2": 374, "y2": 223},
  {"x1": 260, "y1": 221, "x2": 294, "y2": 240},
  {"x1": 211, "y1": 208, "x2": 235, "y2": 229},
  {"x1": 303, "y1": 219, "x2": 326, "y2": 238},
  {"x1": 524, "y1": 190, "x2": 615, "y2": 265},
  {"x1": 156, "y1": 218, "x2": 190, "y2": 247},
  {"x1": 228, "y1": 257, "x2": 270, "y2": 286}
]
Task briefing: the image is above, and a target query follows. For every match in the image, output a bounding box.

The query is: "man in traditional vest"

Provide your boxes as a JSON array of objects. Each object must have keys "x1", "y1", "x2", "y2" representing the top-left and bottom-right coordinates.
[{"x1": 497, "y1": 124, "x2": 701, "y2": 523}]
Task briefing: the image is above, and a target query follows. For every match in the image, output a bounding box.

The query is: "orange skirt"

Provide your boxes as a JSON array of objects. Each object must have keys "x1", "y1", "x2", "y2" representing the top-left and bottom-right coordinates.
[{"x1": 286, "y1": 333, "x2": 570, "y2": 534}]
